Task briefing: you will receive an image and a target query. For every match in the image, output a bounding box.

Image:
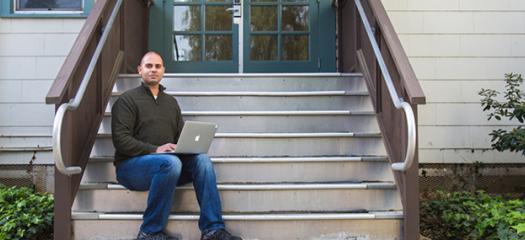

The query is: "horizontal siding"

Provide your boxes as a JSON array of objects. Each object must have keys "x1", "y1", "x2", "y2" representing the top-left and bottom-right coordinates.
[
  {"x1": 0, "y1": 19, "x2": 83, "y2": 165},
  {"x1": 420, "y1": 81, "x2": 506, "y2": 103},
  {"x1": 410, "y1": 58, "x2": 525, "y2": 80},
  {"x1": 0, "y1": 80, "x2": 53, "y2": 103},
  {"x1": 0, "y1": 126, "x2": 52, "y2": 135},
  {"x1": 0, "y1": 151, "x2": 53, "y2": 165},
  {"x1": 0, "y1": 135, "x2": 52, "y2": 148},
  {"x1": 419, "y1": 126, "x2": 518, "y2": 149},
  {"x1": 398, "y1": 35, "x2": 525, "y2": 57},
  {"x1": 419, "y1": 103, "x2": 522, "y2": 126},
  {"x1": 0, "y1": 104, "x2": 54, "y2": 126},
  {"x1": 0, "y1": 18, "x2": 84, "y2": 34},
  {"x1": 383, "y1": 0, "x2": 525, "y2": 163},
  {"x1": 388, "y1": 12, "x2": 525, "y2": 34},
  {"x1": 383, "y1": 0, "x2": 525, "y2": 11},
  {"x1": 0, "y1": 33, "x2": 77, "y2": 57},
  {"x1": 0, "y1": 56, "x2": 67, "y2": 80},
  {"x1": 420, "y1": 149, "x2": 524, "y2": 164}
]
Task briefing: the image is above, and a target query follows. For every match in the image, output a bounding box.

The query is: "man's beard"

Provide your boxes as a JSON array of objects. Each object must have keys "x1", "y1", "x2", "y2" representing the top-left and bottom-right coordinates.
[{"x1": 144, "y1": 79, "x2": 160, "y2": 86}]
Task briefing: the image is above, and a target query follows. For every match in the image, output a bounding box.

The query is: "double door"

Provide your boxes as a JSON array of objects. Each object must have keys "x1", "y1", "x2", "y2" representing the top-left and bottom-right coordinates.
[{"x1": 149, "y1": 0, "x2": 335, "y2": 73}]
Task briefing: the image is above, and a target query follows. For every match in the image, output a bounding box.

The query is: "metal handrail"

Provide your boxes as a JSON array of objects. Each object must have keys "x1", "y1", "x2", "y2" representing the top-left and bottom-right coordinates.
[
  {"x1": 52, "y1": 0, "x2": 123, "y2": 176},
  {"x1": 354, "y1": 0, "x2": 416, "y2": 171}
]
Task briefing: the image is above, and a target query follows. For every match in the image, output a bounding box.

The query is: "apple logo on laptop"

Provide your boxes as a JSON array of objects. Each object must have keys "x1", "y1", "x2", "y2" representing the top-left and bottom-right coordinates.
[{"x1": 194, "y1": 135, "x2": 200, "y2": 142}]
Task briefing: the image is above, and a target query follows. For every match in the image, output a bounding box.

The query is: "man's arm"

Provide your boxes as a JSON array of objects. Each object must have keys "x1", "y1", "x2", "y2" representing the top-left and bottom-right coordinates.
[
  {"x1": 173, "y1": 100, "x2": 184, "y2": 143},
  {"x1": 111, "y1": 97, "x2": 157, "y2": 156}
]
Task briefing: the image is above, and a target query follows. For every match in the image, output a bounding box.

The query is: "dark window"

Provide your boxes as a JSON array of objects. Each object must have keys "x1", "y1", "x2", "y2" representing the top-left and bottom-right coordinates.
[{"x1": 16, "y1": 0, "x2": 83, "y2": 12}]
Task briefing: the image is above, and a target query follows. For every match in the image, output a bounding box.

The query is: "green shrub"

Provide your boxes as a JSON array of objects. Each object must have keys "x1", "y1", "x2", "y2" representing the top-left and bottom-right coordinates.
[
  {"x1": 421, "y1": 191, "x2": 525, "y2": 240},
  {"x1": 0, "y1": 185, "x2": 53, "y2": 240},
  {"x1": 479, "y1": 73, "x2": 525, "y2": 155}
]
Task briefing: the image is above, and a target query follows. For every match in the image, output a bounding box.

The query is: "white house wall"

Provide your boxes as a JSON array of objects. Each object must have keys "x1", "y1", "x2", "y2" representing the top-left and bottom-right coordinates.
[
  {"x1": 1, "y1": 1, "x2": 525, "y2": 165},
  {"x1": 382, "y1": 0, "x2": 525, "y2": 163},
  {"x1": 0, "y1": 18, "x2": 84, "y2": 164}
]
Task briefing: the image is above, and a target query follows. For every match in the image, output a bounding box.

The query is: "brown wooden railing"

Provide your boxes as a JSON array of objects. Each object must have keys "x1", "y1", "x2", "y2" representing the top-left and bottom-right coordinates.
[
  {"x1": 338, "y1": 0, "x2": 426, "y2": 239},
  {"x1": 45, "y1": 0, "x2": 150, "y2": 239}
]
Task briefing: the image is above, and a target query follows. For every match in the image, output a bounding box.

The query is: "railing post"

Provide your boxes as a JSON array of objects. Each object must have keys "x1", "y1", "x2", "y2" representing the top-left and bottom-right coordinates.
[
  {"x1": 122, "y1": 0, "x2": 150, "y2": 73},
  {"x1": 54, "y1": 106, "x2": 73, "y2": 240},
  {"x1": 54, "y1": 172, "x2": 73, "y2": 240},
  {"x1": 404, "y1": 104, "x2": 420, "y2": 240},
  {"x1": 338, "y1": 0, "x2": 358, "y2": 72}
]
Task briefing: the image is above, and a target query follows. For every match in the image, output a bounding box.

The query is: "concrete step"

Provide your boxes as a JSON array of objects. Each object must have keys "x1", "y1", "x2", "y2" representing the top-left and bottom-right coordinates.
[
  {"x1": 91, "y1": 132, "x2": 386, "y2": 157},
  {"x1": 115, "y1": 73, "x2": 366, "y2": 92},
  {"x1": 73, "y1": 182, "x2": 401, "y2": 213},
  {"x1": 82, "y1": 156, "x2": 394, "y2": 183},
  {"x1": 99, "y1": 111, "x2": 379, "y2": 133},
  {"x1": 106, "y1": 91, "x2": 373, "y2": 112},
  {"x1": 73, "y1": 211, "x2": 403, "y2": 240}
]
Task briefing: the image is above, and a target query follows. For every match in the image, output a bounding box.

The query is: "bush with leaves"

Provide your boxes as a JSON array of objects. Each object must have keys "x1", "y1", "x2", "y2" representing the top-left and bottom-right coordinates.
[
  {"x1": 479, "y1": 73, "x2": 525, "y2": 155},
  {"x1": 0, "y1": 185, "x2": 53, "y2": 240},
  {"x1": 421, "y1": 191, "x2": 525, "y2": 240}
]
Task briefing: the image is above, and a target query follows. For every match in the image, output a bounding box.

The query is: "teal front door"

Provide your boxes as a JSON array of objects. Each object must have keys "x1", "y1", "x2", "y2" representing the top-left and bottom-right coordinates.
[{"x1": 149, "y1": 0, "x2": 335, "y2": 73}]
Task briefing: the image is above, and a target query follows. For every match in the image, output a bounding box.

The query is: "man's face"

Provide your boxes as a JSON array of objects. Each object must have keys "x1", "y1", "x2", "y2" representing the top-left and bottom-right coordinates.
[{"x1": 138, "y1": 53, "x2": 165, "y2": 86}]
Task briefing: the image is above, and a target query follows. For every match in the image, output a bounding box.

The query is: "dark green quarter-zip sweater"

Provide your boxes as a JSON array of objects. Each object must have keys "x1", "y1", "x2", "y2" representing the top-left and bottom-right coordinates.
[{"x1": 111, "y1": 83, "x2": 184, "y2": 165}]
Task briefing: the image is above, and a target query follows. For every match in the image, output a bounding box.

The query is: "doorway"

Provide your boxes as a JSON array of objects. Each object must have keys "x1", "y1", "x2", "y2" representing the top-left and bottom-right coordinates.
[{"x1": 149, "y1": 0, "x2": 336, "y2": 73}]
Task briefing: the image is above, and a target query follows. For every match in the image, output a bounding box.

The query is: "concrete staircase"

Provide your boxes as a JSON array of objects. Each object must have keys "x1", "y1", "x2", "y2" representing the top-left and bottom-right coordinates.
[{"x1": 72, "y1": 73, "x2": 403, "y2": 240}]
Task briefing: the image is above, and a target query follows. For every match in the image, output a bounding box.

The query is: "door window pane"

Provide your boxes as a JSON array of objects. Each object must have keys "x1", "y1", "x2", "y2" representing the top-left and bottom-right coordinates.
[
  {"x1": 250, "y1": 35, "x2": 277, "y2": 61},
  {"x1": 250, "y1": 6, "x2": 277, "y2": 31},
  {"x1": 205, "y1": 35, "x2": 232, "y2": 60},
  {"x1": 282, "y1": 5, "x2": 309, "y2": 31},
  {"x1": 205, "y1": 6, "x2": 232, "y2": 31},
  {"x1": 16, "y1": 0, "x2": 82, "y2": 11},
  {"x1": 282, "y1": 35, "x2": 308, "y2": 60},
  {"x1": 174, "y1": 0, "x2": 200, "y2": 2},
  {"x1": 174, "y1": 35, "x2": 201, "y2": 61},
  {"x1": 174, "y1": 6, "x2": 201, "y2": 31}
]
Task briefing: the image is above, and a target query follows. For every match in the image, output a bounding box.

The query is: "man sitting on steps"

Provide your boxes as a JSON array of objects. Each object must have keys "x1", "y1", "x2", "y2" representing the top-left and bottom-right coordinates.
[{"x1": 111, "y1": 51, "x2": 242, "y2": 240}]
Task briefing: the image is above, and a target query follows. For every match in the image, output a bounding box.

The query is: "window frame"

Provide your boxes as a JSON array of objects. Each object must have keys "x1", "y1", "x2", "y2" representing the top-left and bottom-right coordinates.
[{"x1": 0, "y1": 0, "x2": 93, "y2": 18}]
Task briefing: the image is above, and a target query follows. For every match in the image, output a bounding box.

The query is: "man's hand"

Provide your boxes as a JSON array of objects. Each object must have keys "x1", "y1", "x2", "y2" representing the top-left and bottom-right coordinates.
[{"x1": 156, "y1": 143, "x2": 177, "y2": 153}]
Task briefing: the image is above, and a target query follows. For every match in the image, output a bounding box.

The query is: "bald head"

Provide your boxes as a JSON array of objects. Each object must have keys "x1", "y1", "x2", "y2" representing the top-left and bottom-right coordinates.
[
  {"x1": 140, "y1": 51, "x2": 163, "y2": 66},
  {"x1": 138, "y1": 51, "x2": 165, "y2": 87}
]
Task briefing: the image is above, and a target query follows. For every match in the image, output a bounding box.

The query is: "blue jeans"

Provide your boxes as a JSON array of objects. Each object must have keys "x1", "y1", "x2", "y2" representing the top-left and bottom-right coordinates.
[{"x1": 116, "y1": 153, "x2": 225, "y2": 234}]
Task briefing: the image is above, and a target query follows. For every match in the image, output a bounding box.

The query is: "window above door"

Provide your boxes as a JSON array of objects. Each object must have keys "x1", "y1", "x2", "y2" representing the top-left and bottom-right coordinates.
[{"x1": 1, "y1": 0, "x2": 94, "y2": 18}]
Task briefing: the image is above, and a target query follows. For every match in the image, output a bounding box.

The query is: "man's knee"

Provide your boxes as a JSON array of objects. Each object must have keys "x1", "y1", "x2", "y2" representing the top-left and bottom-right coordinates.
[
  {"x1": 194, "y1": 154, "x2": 214, "y2": 172},
  {"x1": 157, "y1": 155, "x2": 183, "y2": 175}
]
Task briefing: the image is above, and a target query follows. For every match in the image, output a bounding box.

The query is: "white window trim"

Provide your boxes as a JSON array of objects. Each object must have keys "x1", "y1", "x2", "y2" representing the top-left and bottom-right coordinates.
[{"x1": 13, "y1": 0, "x2": 84, "y2": 14}]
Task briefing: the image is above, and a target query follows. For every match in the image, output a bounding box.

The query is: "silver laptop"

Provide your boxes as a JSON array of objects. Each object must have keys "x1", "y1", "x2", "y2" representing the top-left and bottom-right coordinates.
[{"x1": 172, "y1": 121, "x2": 218, "y2": 154}]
